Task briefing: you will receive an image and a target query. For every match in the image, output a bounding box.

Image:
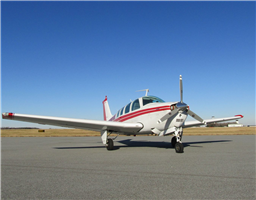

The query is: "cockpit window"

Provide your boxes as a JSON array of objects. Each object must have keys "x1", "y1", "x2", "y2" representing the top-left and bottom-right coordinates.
[
  {"x1": 131, "y1": 99, "x2": 140, "y2": 111},
  {"x1": 142, "y1": 96, "x2": 165, "y2": 106},
  {"x1": 125, "y1": 102, "x2": 131, "y2": 114}
]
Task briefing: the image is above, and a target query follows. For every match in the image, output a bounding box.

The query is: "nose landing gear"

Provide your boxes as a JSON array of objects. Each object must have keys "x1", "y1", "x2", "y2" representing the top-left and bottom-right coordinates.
[
  {"x1": 172, "y1": 127, "x2": 184, "y2": 153},
  {"x1": 175, "y1": 142, "x2": 184, "y2": 153},
  {"x1": 171, "y1": 136, "x2": 177, "y2": 147}
]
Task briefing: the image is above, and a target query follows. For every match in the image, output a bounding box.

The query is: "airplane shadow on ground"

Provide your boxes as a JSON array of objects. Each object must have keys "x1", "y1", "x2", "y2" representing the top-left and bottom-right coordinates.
[{"x1": 54, "y1": 139, "x2": 232, "y2": 151}]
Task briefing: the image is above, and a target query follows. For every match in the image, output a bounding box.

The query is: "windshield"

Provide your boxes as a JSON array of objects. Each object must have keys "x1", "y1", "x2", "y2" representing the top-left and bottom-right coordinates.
[{"x1": 142, "y1": 96, "x2": 165, "y2": 106}]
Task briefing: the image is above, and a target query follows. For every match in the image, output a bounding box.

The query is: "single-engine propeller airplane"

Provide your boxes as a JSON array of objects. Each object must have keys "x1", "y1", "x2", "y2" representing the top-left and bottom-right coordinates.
[{"x1": 2, "y1": 75, "x2": 243, "y2": 153}]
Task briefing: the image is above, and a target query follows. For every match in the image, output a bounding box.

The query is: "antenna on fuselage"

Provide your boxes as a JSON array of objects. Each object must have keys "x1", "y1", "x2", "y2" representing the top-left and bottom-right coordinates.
[{"x1": 137, "y1": 89, "x2": 149, "y2": 96}]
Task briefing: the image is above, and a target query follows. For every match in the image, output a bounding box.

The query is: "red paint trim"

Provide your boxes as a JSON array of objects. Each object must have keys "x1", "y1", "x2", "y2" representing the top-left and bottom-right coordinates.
[
  {"x1": 102, "y1": 96, "x2": 107, "y2": 103},
  {"x1": 235, "y1": 115, "x2": 243, "y2": 118},
  {"x1": 102, "y1": 96, "x2": 107, "y2": 121},
  {"x1": 113, "y1": 105, "x2": 170, "y2": 122}
]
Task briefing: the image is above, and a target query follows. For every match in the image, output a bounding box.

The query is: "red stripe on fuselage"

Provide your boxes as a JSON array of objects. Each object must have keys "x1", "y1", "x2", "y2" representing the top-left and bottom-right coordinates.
[{"x1": 113, "y1": 105, "x2": 170, "y2": 122}]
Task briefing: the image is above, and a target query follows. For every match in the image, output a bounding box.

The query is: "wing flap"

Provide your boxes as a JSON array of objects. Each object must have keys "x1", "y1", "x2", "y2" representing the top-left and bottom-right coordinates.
[
  {"x1": 183, "y1": 115, "x2": 243, "y2": 128},
  {"x1": 2, "y1": 113, "x2": 143, "y2": 133}
]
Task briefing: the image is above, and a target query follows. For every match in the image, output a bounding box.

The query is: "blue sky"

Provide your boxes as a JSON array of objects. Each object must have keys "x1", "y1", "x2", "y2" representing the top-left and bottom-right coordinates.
[{"x1": 1, "y1": 1, "x2": 255, "y2": 128}]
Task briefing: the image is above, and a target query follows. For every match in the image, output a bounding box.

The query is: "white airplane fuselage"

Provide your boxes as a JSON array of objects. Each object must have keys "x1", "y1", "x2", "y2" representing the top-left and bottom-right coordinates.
[{"x1": 105, "y1": 96, "x2": 187, "y2": 136}]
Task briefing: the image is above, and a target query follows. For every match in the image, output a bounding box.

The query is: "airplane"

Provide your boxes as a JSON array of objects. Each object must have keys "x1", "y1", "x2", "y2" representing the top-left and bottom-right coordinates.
[{"x1": 2, "y1": 75, "x2": 243, "y2": 153}]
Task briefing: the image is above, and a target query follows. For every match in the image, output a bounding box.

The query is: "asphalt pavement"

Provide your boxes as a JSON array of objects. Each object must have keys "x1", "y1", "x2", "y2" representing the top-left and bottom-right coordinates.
[{"x1": 1, "y1": 135, "x2": 255, "y2": 199}]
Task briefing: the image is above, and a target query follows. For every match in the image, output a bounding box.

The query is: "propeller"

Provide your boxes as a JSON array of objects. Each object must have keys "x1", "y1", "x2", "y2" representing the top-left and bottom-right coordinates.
[{"x1": 158, "y1": 75, "x2": 205, "y2": 124}]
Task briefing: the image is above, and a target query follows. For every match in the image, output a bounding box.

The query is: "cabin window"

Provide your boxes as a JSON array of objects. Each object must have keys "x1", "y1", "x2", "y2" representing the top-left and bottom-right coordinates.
[
  {"x1": 117, "y1": 110, "x2": 121, "y2": 118},
  {"x1": 125, "y1": 102, "x2": 131, "y2": 114},
  {"x1": 142, "y1": 96, "x2": 165, "y2": 106},
  {"x1": 131, "y1": 99, "x2": 140, "y2": 111},
  {"x1": 120, "y1": 107, "x2": 124, "y2": 116}
]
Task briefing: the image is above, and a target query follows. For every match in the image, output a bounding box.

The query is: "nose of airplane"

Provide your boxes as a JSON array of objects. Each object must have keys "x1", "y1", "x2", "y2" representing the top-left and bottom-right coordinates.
[{"x1": 176, "y1": 102, "x2": 188, "y2": 111}]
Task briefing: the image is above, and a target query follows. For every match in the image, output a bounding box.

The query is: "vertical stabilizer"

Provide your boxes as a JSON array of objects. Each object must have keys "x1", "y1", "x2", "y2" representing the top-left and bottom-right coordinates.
[{"x1": 102, "y1": 96, "x2": 113, "y2": 121}]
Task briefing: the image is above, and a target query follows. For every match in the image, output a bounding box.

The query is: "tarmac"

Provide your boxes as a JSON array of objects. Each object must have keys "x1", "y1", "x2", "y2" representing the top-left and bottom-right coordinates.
[{"x1": 1, "y1": 135, "x2": 255, "y2": 199}]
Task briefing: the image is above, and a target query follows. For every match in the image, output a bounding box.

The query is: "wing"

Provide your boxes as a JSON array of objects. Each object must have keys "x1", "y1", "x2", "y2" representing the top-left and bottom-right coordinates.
[
  {"x1": 2, "y1": 113, "x2": 143, "y2": 133},
  {"x1": 183, "y1": 115, "x2": 243, "y2": 128}
]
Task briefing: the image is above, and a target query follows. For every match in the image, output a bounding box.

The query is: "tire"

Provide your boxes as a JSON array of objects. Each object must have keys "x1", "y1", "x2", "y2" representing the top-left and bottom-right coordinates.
[
  {"x1": 175, "y1": 142, "x2": 184, "y2": 153},
  {"x1": 171, "y1": 136, "x2": 177, "y2": 147},
  {"x1": 106, "y1": 138, "x2": 114, "y2": 150}
]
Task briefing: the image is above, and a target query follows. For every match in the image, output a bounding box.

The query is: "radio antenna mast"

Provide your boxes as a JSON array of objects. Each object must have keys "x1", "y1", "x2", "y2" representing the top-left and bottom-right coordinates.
[{"x1": 136, "y1": 89, "x2": 149, "y2": 96}]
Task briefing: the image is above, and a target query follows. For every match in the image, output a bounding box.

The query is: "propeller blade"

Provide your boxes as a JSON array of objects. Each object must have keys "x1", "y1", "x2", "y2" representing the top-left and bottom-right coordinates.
[
  {"x1": 180, "y1": 75, "x2": 183, "y2": 103},
  {"x1": 158, "y1": 109, "x2": 178, "y2": 123},
  {"x1": 187, "y1": 109, "x2": 204, "y2": 123}
]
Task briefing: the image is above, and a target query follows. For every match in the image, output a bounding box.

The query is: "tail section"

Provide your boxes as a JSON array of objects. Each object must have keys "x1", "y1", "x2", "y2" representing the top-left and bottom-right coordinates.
[{"x1": 102, "y1": 96, "x2": 113, "y2": 121}]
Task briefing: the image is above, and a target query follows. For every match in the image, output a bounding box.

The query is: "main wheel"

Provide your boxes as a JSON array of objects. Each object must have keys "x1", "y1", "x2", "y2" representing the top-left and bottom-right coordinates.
[
  {"x1": 171, "y1": 136, "x2": 177, "y2": 147},
  {"x1": 106, "y1": 138, "x2": 114, "y2": 150},
  {"x1": 175, "y1": 142, "x2": 184, "y2": 153}
]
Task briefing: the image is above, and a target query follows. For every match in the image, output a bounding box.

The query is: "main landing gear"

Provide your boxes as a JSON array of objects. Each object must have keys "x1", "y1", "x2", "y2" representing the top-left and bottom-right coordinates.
[
  {"x1": 101, "y1": 130, "x2": 118, "y2": 151},
  {"x1": 106, "y1": 138, "x2": 114, "y2": 150},
  {"x1": 171, "y1": 127, "x2": 184, "y2": 153}
]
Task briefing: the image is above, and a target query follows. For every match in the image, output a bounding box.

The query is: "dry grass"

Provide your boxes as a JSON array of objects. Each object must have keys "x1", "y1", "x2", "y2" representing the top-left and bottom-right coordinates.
[
  {"x1": 183, "y1": 127, "x2": 255, "y2": 136},
  {"x1": 1, "y1": 127, "x2": 255, "y2": 137},
  {"x1": 1, "y1": 129, "x2": 101, "y2": 137}
]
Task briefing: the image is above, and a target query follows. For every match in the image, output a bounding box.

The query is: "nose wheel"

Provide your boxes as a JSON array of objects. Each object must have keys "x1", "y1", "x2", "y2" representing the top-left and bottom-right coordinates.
[
  {"x1": 175, "y1": 142, "x2": 184, "y2": 153},
  {"x1": 172, "y1": 127, "x2": 184, "y2": 153},
  {"x1": 171, "y1": 136, "x2": 177, "y2": 147}
]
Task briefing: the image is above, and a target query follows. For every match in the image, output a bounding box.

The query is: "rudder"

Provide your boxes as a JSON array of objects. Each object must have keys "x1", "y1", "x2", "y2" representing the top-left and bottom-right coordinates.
[{"x1": 102, "y1": 96, "x2": 113, "y2": 121}]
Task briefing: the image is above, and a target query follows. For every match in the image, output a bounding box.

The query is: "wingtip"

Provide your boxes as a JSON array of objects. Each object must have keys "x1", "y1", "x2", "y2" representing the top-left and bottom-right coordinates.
[
  {"x1": 2, "y1": 112, "x2": 14, "y2": 119},
  {"x1": 235, "y1": 114, "x2": 244, "y2": 118}
]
